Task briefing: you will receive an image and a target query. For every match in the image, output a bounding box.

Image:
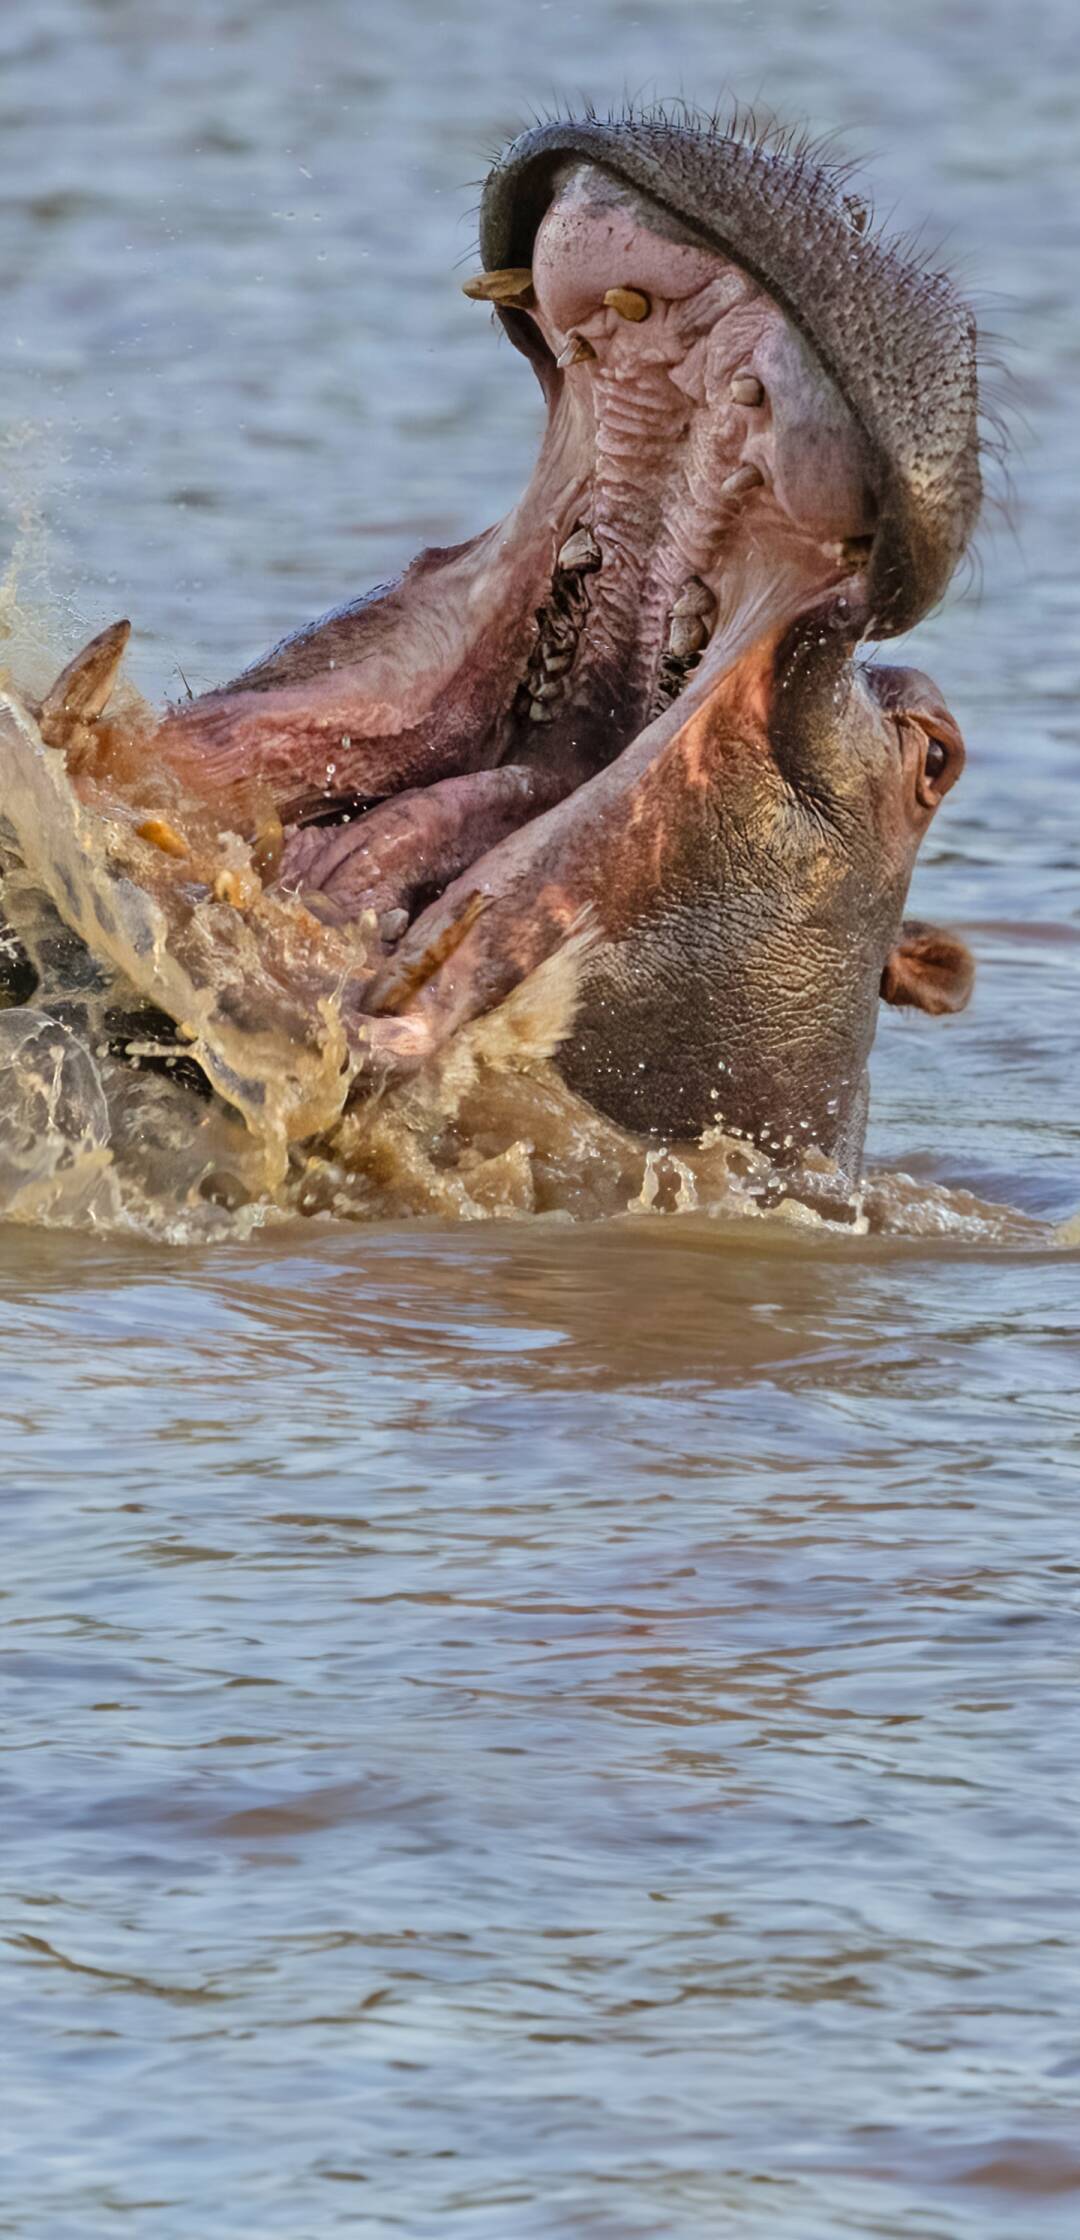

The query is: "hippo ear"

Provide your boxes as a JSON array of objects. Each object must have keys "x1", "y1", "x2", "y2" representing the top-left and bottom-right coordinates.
[{"x1": 881, "y1": 919, "x2": 975, "y2": 1015}]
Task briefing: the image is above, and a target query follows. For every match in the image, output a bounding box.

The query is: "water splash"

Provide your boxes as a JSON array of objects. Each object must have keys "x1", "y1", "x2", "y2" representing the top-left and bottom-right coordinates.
[{"x1": 0, "y1": 618, "x2": 1060, "y2": 1251}]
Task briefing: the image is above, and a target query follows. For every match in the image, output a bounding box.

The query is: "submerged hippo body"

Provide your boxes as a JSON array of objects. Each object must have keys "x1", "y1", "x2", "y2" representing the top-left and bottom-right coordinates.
[{"x1": 29, "y1": 114, "x2": 980, "y2": 1179}]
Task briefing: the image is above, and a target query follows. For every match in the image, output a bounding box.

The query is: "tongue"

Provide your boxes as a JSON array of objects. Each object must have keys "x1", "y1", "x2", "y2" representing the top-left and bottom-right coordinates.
[{"x1": 277, "y1": 764, "x2": 570, "y2": 932}]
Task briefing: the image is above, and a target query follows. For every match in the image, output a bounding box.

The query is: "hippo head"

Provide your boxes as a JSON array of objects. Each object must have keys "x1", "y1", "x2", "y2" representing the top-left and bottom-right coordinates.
[{"x1": 141, "y1": 112, "x2": 980, "y2": 1177}]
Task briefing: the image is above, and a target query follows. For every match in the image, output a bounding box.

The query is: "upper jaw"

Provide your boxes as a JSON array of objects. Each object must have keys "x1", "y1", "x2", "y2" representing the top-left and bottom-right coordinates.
[
  {"x1": 482, "y1": 118, "x2": 980, "y2": 638},
  {"x1": 481, "y1": 158, "x2": 881, "y2": 787}
]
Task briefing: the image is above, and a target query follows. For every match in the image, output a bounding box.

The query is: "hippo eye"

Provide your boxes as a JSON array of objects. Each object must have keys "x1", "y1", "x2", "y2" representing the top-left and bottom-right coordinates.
[{"x1": 914, "y1": 725, "x2": 963, "y2": 810}]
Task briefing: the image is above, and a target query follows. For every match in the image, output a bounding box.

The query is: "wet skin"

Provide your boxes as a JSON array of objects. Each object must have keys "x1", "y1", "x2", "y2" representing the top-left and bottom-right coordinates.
[{"x1": 51, "y1": 117, "x2": 981, "y2": 1174}]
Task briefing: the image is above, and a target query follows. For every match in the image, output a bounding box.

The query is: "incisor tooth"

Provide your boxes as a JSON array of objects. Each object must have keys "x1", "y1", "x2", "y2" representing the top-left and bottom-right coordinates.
[
  {"x1": 213, "y1": 866, "x2": 260, "y2": 910},
  {"x1": 722, "y1": 463, "x2": 764, "y2": 497},
  {"x1": 603, "y1": 286, "x2": 650, "y2": 322},
  {"x1": 556, "y1": 332, "x2": 596, "y2": 368},
  {"x1": 731, "y1": 374, "x2": 765, "y2": 406},
  {"x1": 461, "y1": 267, "x2": 535, "y2": 307},
  {"x1": 136, "y1": 817, "x2": 189, "y2": 859}
]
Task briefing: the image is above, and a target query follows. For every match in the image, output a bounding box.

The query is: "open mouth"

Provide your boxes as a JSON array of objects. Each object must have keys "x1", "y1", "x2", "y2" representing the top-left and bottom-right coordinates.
[
  {"x1": 19, "y1": 113, "x2": 976, "y2": 1161},
  {"x1": 240, "y1": 156, "x2": 881, "y2": 964},
  {"x1": 132, "y1": 118, "x2": 976, "y2": 1057}
]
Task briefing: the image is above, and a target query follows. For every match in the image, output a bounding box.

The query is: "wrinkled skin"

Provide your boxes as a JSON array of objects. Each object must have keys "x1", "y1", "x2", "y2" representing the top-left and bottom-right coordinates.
[{"x1": 56, "y1": 115, "x2": 982, "y2": 1175}]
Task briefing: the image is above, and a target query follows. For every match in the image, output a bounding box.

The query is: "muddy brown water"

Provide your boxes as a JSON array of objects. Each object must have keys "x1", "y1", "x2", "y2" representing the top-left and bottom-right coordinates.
[{"x1": 1, "y1": 2, "x2": 1079, "y2": 2235}]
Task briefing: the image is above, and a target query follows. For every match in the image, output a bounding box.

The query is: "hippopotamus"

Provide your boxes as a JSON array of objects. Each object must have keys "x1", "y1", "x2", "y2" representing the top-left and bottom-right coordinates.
[{"x1": 20, "y1": 114, "x2": 979, "y2": 1180}]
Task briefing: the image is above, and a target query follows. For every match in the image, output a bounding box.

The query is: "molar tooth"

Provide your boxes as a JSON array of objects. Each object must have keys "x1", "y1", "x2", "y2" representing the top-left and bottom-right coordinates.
[
  {"x1": 528, "y1": 699, "x2": 556, "y2": 723},
  {"x1": 543, "y1": 649, "x2": 575, "y2": 675},
  {"x1": 668, "y1": 615, "x2": 708, "y2": 660},
  {"x1": 731, "y1": 374, "x2": 765, "y2": 406},
  {"x1": 603, "y1": 286, "x2": 651, "y2": 322},
  {"x1": 461, "y1": 266, "x2": 535, "y2": 307},
  {"x1": 532, "y1": 679, "x2": 563, "y2": 704},
  {"x1": 721, "y1": 463, "x2": 764, "y2": 497},
  {"x1": 556, "y1": 332, "x2": 596, "y2": 368},
  {"x1": 557, "y1": 526, "x2": 602, "y2": 574},
  {"x1": 671, "y1": 579, "x2": 717, "y2": 621}
]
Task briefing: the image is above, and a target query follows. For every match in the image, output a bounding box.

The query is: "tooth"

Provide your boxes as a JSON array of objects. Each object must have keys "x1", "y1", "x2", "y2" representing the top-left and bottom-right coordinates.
[
  {"x1": 378, "y1": 908, "x2": 409, "y2": 944},
  {"x1": 543, "y1": 649, "x2": 575, "y2": 674},
  {"x1": 602, "y1": 286, "x2": 650, "y2": 322},
  {"x1": 731, "y1": 374, "x2": 765, "y2": 406},
  {"x1": 38, "y1": 618, "x2": 131, "y2": 748},
  {"x1": 529, "y1": 700, "x2": 556, "y2": 723},
  {"x1": 721, "y1": 463, "x2": 764, "y2": 496},
  {"x1": 668, "y1": 615, "x2": 708, "y2": 659},
  {"x1": 136, "y1": 817, "x2": 189, "y2": 858},
  {"x1": 671, "y1": 579, "x2": 716, "y2": 621},
  {"x1": 532, "y1": 679, "x2": 563, "y2": 703},
  {"x1": 461, "y1": 267, "x2": 535, "y2": 307},
  {"x1": 557, "y1": 526, "x2": 601, "y2": 574},
  {"x1": 556, "y1": 332, "x2": 596, "y2": 368},
  {"x1": 376, "y1": 891, "x2": 491, "y2": 1016},
  {"x1": 251, "y1": 809, "x2": 284, "y2": 883},
  {"x1": 213, "y1": 865, "x2": 260, "y2": 910}
]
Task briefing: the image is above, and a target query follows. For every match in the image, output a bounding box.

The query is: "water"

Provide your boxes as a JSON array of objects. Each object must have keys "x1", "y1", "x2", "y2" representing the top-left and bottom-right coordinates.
[{"x1": 2, "y1": 2, "x2": 1079, "y2": 2233}]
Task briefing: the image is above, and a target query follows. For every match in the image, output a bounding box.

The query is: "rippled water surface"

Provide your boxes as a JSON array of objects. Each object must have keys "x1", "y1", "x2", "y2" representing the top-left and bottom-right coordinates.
[{"x1": 2, "y1": 2, "x2": 1079, "y2": 2233}]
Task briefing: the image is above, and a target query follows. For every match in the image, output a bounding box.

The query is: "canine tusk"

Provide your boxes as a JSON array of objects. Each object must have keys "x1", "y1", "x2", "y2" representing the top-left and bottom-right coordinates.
[
  {"x1": 375, "y1": 890, "x2": 490, "y2": 1016},
  {"x1": 462, "y1": 267, "x2": 535, "y2": 307},
  {"x1": 37, "y1": 619, "x2": 131, "y2": 749}
]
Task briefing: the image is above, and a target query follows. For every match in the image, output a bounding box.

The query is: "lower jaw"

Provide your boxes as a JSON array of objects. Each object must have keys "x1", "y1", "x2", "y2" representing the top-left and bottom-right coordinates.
[{"x1": 278, "y1": 522, "x2": 860, "y2": 948}]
